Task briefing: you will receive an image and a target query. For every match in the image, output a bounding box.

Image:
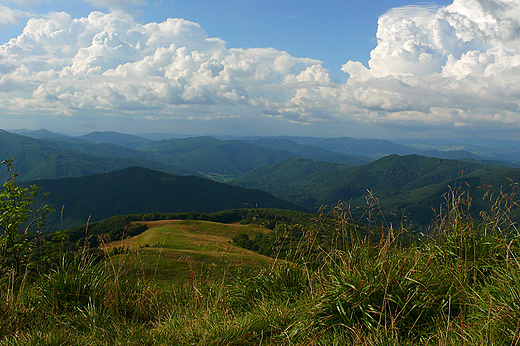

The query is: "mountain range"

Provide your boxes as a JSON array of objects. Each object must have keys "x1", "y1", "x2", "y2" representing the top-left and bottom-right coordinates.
[
  {"x1": 4, "y1": 128, "x2": 520, "y2": 230},
  {"x1": 2, "y1": 130, "x2": 370, "y2": 181},
  {"x1": 0, "y1": 130, "x2": 190, "y2": 181}
]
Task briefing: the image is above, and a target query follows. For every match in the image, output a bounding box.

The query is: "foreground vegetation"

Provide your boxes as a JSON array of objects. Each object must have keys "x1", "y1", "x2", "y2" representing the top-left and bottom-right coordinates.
[{"x1": 2, "y1": 160, "x2": 520, "y2": 344}]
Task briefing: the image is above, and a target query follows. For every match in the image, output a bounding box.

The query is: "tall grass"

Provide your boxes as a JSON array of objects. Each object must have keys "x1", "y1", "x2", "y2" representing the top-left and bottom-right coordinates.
[{"x1": 1, "y1": 184, "x2": 520, "y2": 345}]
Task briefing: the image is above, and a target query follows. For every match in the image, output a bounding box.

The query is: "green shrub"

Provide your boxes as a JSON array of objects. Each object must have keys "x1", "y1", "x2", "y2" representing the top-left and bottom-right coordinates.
[{"x1": 0, "y1": 158, "x2": 52, "y2": 277}]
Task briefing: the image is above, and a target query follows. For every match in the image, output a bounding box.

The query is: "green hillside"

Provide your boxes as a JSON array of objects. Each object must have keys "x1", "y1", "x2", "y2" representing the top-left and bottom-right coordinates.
[
  {"x1": 104, "y1": 220, "x2": 275, "y2": 284},
  {"x1": 25, "y1": 166, "x2": 304, "y2": 230},
  {"x1": 233, "y1": 155, "x2": 505, "y2": 225},
  {"x1": 137, "y1": 136, "x2": 294, "y2": 178},
  {"x1": 15, "y1": 129, "x2": 169, "y2": 162},
  {"x1": 78, "y1": 131, "x2": 152, "y2": 149},
  {"x1": 246, "y1": 137, "x2": 369, "y2": 165},
  {"x1": 235, "y1": 155, "x2": 490, "y2": 202},
  {"x1": 0, "y1": 130, "x2": 190, "y2": 181},
  {"x1": 328, "y1": 154, "x2": 490, "y2": 194},
  {"x1": 46, "y1": 139, "x2": 160, "y2": 162},
  {"x1": 232, "y1": 157, "x2": 347, "y2": 207},
  {"x1": 12, "y1": 129, "x2": 71, "y2": 140}
]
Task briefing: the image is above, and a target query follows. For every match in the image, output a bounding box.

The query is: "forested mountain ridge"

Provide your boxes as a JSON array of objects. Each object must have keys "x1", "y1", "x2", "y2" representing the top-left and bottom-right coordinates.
[
  {"x1": 234, "y1": 154, "x2": 492, "y2": 205},
  {"x1": 0, "y1": 130, "x2": 190, "y2": 181},
  {"x1": 8, "y1": 129, "x2": 520, "y2": 182},
  {"x1": 136, "y1": 136, "x2": 294, "y2": 178},
  {"x1": 5, "y1": 128, "x2": 520, "y2": 227},
  {"x1": 24, "y1": 166, "x2": 304, "y2": 231},
  {"x1": 78, "y1": 131, "x2": 152, "y2": 149},
  {"x1": 283, "y1": 136, "x2": 416, "y2": 159},
  {"x1": 232, "y1": 154, "x2": 510, "y2": 225},
  {"x1": 4, "y1": 131, "x2": 367, "y2": 181},
  {"x1": 244, "y1": 138, "x2": 370, "y2": 166}
]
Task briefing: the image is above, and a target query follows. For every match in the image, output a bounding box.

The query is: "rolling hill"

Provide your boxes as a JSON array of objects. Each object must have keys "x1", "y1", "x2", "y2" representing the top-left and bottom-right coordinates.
[
  {"x1": 137, "y1": 136, "x2": 295, "y2": 178},
  {"x1": 244, "y1": 137, "x2": 370, "y2": 166},
  {"x1": 103, "y1": 220, "x2": 275, "y2": 284},
  {"x1": 234, "y1": 155, "x2": 492, "y2": 205},
  {"x1": 232, "y1": 157, "x2": 348, "y2": 207},
  {"x1": 0, "y1": 130, "x2": 190, "y2": 181},
  {"x1": 233, "y1": 155, "x2": 509, "y2": 226},
  {"x1": 10, "y1": 129, "x2": 72, "y2": 140},
  {"x1": 43, "y1": 138, "x2": 157, "y2": 162},
  {"x1": 25, "y1": 166, "x2": 304, "y2": 230},
  {"x1": 78, "y1": 131, "x2": 152, "y2": 149}
]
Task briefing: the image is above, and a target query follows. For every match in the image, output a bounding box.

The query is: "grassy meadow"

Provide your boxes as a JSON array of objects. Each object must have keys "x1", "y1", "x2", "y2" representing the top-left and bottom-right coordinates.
[{"x1": 102, "y1": 220, "x2": 275, "y2": 285}]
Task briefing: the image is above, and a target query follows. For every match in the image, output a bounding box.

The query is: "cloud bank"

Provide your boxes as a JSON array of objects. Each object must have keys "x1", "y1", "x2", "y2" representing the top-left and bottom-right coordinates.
[
  {"x1": 342, "y1": 0, "x2": 520, "y2": 132},
  {"x1": 0, "y1": 0, "x2": 520, "y2": 136},
  {"x1": 0, "y1": 10, "x2": 326, "y2": 125}
]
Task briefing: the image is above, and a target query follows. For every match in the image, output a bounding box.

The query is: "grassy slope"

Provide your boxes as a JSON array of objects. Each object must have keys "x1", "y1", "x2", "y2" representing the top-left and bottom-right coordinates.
[
  {"x1": 2, "y1": 190, "x2": 520, "y2": 344},
  {"x1": 104, "y1": 220, "x2": 274, "y2": 284}
]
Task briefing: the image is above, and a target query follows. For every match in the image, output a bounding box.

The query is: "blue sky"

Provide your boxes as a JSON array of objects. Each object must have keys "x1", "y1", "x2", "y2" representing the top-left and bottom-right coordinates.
[{"x1": 0, "y1": 0, "x2": 519, "y2": 139}]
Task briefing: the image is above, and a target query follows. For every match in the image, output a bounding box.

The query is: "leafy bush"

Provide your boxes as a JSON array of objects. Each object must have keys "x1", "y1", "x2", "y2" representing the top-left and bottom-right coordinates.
[{"x1": 0, "y1": 158, "x2": 52, "y2": 277}]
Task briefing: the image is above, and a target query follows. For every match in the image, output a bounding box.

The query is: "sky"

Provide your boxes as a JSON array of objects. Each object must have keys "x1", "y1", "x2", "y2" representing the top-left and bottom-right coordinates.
[{"x1": 0, "y1": 0, "x2": 519, "y2": 139}]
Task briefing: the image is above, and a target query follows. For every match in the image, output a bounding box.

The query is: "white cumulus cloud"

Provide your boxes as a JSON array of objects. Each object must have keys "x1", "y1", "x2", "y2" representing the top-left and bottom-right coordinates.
[
  {"x1": 340, "y1": 0, "x2": 520, "y2": 133},
  {"x1": 0, "y1": 10, "x2": 327, "y2": 123}
]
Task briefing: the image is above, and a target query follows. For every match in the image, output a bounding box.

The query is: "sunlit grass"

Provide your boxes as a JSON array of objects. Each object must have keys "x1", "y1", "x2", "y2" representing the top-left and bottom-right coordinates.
[{"x1": 102, "y1": 220, "x2": 274, "y2": 285}]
